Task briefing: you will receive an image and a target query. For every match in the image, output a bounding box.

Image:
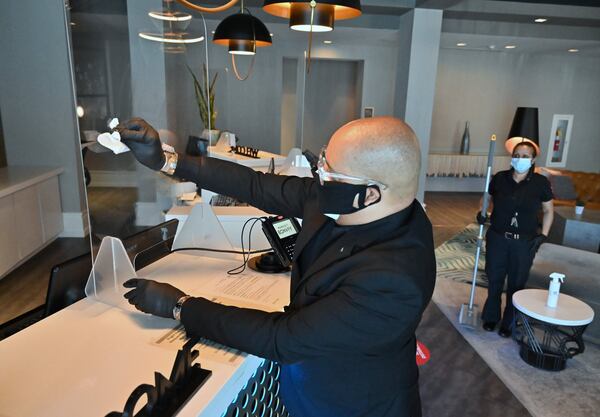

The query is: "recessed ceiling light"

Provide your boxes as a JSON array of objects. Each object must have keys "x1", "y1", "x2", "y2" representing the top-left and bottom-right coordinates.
[
  {"x1": 211, "y1": 30, "x2": 215, "y2": 34},
  {"x1": 534, "y1": 18, "x2": 547, "y2": 23},
  {"x1": 489, "y1": 45, "x2": 496, "y2": 50},
  {"x1": 456, "y1": 42, "x2": 467, "y2": 47},
  {"x1": 505, "y1": 45, "x2": 517, "y2": 49},
  {"x1": 70, "y1": 22, "x2": 76, "y2": 26},
  {"x1": 323, "y1": 40, "x2": 333, "y2": 44},
  {"x1": 270, "y1": 33, "x2": 274, "y2": 37},
  {"x1": 568, "y1": 48, "x2": 579, "y2": 53}
]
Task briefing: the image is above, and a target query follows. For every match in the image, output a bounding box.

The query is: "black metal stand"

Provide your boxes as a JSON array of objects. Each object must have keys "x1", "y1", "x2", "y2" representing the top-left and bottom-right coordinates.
[{"x1": 513, "y1": 310, "x2": 588, "y2": 371}]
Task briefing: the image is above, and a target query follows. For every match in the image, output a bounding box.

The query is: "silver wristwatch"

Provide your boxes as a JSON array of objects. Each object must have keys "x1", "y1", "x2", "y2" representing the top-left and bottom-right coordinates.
[
  {"x1": 160, "y1": 151, "x2": 179, "y2": 176},
  {"x1": 173, "y1": 295, "x2": 192, "y2": 321}
]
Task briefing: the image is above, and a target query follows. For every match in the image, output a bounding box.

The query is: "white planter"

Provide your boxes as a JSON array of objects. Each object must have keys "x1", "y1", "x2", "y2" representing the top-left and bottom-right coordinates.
[
  {"x1": 575, "y1": 205, "x2": 585, "y2": 215},
  {"x1": 201, "y1": 129, "x2": 220, "y2": 145}
]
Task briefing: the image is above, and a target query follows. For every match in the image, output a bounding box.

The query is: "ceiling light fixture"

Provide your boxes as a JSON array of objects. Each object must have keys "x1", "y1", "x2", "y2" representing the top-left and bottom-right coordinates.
[
  {"x1": 263, "y1": 0, "x2": 361, "y2": 32},
  {"x1": 148, "y1": 11, "x2": 192, "y2": 22},
  {"x1": 505, "y1": 45, "x2": 517, "y2": 49},
  {"x1": 175, "y1": 0, "x2": 239, "y2": 13},
  {"x1": 213, "y1": 13, "x2": 272, "y2": 55},
  {"x1": 456, "y1": 42, "x2": 467, "y2": 47},
  {"x1": 568, "y1": 48, "x2": 579, "y2": 53},
  {"x1": 213, "y1": 0, "x2": 272, "y2": 80},
  {"x1": 262, "y1": 1, "x2": 361, "y2": 72},
  {"x1": 323, "y1": 40, "x2": 333, "y2": 44},
  {"x1": 139, "y1": 1, "x2": 204, "y2": 53},
  {"x1": 139, "y1": 32, "x2": 205, "y2": 44},
  {"x1": 534, "y1": 18, "x2": 547, "y2": 23}
]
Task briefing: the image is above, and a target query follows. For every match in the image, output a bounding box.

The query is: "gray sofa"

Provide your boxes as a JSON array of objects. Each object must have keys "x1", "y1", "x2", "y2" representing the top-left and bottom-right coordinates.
[{"x1": 527, "y1": 243, "x2": 599, "y2": 345}]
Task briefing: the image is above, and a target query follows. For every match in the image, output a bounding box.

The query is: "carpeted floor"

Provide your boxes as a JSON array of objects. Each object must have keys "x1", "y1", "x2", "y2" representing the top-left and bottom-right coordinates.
[
  {"x1": 417, "y1": 302, "x2": 531, "y2": 417},
  {"x1": 431, "y1": 225, "x2": 600, "y2": 417}
]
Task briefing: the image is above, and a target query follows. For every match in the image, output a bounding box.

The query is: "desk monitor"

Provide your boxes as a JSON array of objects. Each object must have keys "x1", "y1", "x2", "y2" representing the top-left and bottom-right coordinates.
[
  {"x1": 122, "y1": 219, "x2": 179, "y2": 271},
  {"x1": 45, "y1": 252, "x2": 93, "y2": 317}
]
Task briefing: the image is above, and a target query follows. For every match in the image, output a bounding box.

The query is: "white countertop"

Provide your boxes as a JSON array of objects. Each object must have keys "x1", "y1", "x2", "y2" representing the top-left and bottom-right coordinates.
[
  {"x1": 0, "y1": 166, "x2": 63, "y2": 198},
  {"x1": 0, "y1": 252, "x2": 290, "y2": 417},
  {"x1": 513, "y1": 289, "x2": 595, "y2": 326}
]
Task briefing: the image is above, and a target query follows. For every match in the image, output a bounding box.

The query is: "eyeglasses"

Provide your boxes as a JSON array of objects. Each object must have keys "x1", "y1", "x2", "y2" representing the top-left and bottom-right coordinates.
[{"x1": 317, "y1": 148, "x2": 388, "y2": 190}]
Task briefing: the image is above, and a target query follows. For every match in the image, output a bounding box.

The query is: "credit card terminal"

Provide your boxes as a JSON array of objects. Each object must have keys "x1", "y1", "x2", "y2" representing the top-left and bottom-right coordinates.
[{"x1": 261, "y1": 216, "x2": 301, "y2": 267}]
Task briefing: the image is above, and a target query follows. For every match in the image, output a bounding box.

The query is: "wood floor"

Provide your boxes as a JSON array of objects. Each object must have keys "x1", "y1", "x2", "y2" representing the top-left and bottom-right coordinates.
[{"x1": 0, "y1": 191, "x2": 481, "y2": 324}]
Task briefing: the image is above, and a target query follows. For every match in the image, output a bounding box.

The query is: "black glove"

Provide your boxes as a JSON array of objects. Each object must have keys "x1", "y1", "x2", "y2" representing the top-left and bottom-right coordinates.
[
  {"x1": 123, "y1": 278, "x2": 186, "y2": 319},
  {"x1": 476, "y1": 211, "x2": 488, "y2": 225},
  {"x1": 530, "y1": 234, "x2": 547, "y2": 257},
  {"x1": 117, "y1": 118, "x2": 165, "y2": 171}
]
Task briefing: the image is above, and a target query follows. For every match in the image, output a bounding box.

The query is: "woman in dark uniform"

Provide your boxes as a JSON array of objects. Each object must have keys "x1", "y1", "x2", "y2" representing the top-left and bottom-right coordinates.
[{"x1": 478, "y1": 141, "x2": 554, "y2": 337}]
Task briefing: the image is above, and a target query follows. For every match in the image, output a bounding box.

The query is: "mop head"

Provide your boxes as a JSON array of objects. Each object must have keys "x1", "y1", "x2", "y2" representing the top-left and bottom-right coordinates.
[{"x1": 459, "y1": 303, "x2": 480, "y2": 328}]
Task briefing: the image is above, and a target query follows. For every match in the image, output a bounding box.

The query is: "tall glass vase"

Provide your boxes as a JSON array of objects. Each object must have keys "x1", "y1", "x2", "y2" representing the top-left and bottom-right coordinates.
[{"x1": 460, "y1": 121, "x2": 470, "y2": 155}]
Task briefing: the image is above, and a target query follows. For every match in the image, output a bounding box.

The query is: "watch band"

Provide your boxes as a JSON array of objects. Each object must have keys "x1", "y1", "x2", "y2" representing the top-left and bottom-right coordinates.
[
  {"x1": 160, "y1": 151, "x2": 179, "y2": 176},
  {"x1": 173, "y1": 295, "x2": 192, "y2": 321}
]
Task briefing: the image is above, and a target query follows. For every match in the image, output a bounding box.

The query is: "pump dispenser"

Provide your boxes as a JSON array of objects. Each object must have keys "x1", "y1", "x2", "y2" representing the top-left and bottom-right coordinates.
[{"x1": 546, "y1": 272, "x2": 565, "y2": 308}]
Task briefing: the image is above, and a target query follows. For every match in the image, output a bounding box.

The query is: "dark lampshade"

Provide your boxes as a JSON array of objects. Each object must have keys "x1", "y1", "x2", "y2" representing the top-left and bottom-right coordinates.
[
  {"x1": 263, "y1": 0, "x2": 361, "y2": 32},
  {"x1": 213, "y1": 13, "x2": 272, "y2": 55},
  {"x1": 505, "y1": 107, "x2": 541, "y2": 156}
]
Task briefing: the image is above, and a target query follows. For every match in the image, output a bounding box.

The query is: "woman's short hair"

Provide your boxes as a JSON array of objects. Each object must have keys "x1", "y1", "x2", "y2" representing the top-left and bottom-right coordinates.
[{"x1": 513, "y1": 141, "x2": 537, "y2": 158}]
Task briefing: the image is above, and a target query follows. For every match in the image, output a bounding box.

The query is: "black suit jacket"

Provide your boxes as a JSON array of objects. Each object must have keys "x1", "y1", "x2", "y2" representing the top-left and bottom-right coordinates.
[{"x1": 174, "y1": 156, "x2": 436, "y2": 417}]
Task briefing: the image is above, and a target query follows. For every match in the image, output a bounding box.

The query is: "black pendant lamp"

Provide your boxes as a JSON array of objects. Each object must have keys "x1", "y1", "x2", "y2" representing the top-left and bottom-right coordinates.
[
  {"x1": 263, "y1": 0, "x2": 361, "y2": 32},
  {"x1": 213, "y1": 11, "x2": 272, "y2": 55},
  {"x1": 505, "y1": 107, "x2": 541, "y2": 155}
]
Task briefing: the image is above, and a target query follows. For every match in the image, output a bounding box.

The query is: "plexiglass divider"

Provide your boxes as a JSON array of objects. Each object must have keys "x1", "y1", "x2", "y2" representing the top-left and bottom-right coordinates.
[
  {"x1": 172, "y1": 202, "x2": 240, "y2": 261},
  {"x1": 84, "y1": 237, "x2": 137, "y2": 310}
]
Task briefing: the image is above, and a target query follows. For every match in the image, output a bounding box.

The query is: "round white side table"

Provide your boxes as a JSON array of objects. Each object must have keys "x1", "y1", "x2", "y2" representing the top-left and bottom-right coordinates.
[{"x1": 512, "y1": 289, "x2": 594, "y2": 371}]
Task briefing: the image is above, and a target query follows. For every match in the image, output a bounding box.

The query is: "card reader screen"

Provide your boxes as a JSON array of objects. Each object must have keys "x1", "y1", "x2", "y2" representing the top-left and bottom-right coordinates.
[{"x1": 273, "y1": 219, "x2": 298, "y2": 239}]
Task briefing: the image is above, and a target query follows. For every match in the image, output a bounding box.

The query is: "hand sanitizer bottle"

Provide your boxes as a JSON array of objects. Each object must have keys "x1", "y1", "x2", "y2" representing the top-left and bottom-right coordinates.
[{"x1": 546, "y1": 272, "x2": 565, "y2": 308}]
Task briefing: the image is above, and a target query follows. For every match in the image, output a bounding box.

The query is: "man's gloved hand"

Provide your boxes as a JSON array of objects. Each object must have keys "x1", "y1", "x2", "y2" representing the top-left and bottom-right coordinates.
[
  {"x1": 530, "y1": 234, "x2": 547, "y2": 257},
  {"x1": 123, "y1": 278, "x2": 186, "y2": 319},
  {"x1": 476, "y1": 211, "x2": 488, "y2": 225},
  {"x1": 117, "y1": 118, "x2": 165, "y2": 171}
]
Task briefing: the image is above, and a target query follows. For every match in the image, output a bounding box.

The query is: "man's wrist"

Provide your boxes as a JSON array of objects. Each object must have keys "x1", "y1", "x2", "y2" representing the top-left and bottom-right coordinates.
[
  {"x1": 160, "y1": 151, "x2": 179, "y2": 175},
  {"x1": 173, "y1": 295, "x2": 192, "y2": 321}
]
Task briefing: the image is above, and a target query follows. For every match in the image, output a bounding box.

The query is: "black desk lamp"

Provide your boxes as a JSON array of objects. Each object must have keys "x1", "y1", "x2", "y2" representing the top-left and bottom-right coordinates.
[{"x1": 505, "y1": 107, "x2": 541, "y2": 155}]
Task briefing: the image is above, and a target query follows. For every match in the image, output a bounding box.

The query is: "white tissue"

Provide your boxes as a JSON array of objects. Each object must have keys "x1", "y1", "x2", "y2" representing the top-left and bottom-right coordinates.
[
  {"x1": 97, "y1": 117, "x2": 130, "y2": 154},
  {"x1": 97, "y1": 131, "x2": 130, "y2": 155}
]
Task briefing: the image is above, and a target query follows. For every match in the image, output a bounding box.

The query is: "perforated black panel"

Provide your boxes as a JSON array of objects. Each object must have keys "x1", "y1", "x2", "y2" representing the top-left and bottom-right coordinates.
[{"x1": 222, "y1": 361, "x2": 291, "y2": 417}]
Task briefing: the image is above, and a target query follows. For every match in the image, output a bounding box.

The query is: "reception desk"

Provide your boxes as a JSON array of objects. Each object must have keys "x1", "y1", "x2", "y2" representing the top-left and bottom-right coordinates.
[{"x1": 0, "y1": 251, "x2": 291, "y2": 416}]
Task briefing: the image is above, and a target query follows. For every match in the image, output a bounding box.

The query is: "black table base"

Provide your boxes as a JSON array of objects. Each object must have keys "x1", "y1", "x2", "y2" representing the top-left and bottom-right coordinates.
[{"x1": 513, "y1": 310, "x2": 588, "y2": 371}]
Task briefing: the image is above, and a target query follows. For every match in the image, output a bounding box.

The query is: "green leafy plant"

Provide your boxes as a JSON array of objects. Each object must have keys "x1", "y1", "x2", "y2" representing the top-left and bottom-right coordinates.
[
  {"x1": 187, "y1": 64, "x2": 218, "y2": 130},
  {"x1": 575, "y1": 199, "x2": 586, "y2": 207}
]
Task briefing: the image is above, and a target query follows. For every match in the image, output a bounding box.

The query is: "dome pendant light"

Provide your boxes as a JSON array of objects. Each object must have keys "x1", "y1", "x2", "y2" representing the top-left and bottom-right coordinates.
[
  {"x1": 213, "y1": 11, "x2": 272, "y2": 55},
  {"x1": 213, "y1": 1, "x2": 272, "y2": 80}
]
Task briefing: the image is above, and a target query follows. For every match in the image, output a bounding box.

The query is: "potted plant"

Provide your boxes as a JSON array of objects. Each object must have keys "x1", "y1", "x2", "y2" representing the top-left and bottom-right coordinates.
[
  {"x1": 575, "y1": 199, "x2": 586, "y2": 215},
  {"x1": 187, "y1": 64, "x2": 219, "y2": 144}
]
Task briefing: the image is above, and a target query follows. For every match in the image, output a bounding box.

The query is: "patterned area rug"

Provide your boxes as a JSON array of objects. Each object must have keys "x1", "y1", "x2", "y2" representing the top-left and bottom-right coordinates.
[{"x1": 435, "y1": 224, "x2": 489, "y2": 287}]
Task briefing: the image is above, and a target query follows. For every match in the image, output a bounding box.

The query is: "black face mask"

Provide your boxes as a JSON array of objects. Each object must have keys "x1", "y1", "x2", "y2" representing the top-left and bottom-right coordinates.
[{"x1": 316, "y1": 181, "x2": 381, "y2": 215}]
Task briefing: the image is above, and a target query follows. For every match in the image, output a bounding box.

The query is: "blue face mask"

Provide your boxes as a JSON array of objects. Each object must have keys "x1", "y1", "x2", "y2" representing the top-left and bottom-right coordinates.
[{"x1": 511, "y1": 157, "x2": 532, "y2": 173}]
